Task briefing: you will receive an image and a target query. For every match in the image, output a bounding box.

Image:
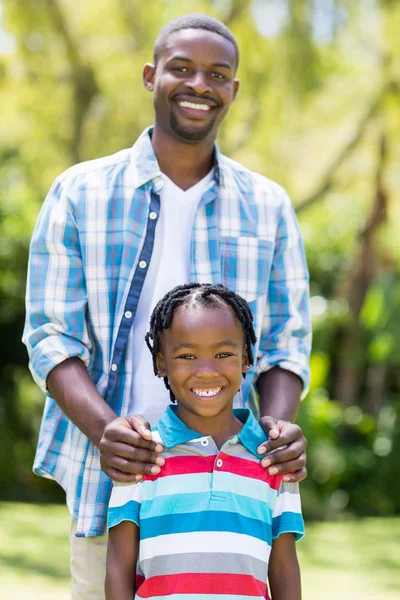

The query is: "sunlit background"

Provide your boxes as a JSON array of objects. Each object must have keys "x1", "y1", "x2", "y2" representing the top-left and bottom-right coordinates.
[{"x1": 0, "y1": 1, "x2": 399, "y2": 598}]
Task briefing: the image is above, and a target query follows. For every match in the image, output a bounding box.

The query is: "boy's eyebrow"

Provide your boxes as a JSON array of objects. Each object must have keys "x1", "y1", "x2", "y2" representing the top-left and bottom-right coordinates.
[{"x1": 172, "y1": 340, "x2": 239, "y2": 351}]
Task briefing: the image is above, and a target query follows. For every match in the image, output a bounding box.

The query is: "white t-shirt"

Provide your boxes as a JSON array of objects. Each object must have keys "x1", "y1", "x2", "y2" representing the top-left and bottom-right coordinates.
[{"x1": 130, "y1": 169, "x2": 214, "y2": 424}]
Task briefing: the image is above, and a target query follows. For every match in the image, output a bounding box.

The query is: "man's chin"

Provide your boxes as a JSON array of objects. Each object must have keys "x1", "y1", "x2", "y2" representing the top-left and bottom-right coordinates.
[{"x1": 170, "y1": 115, "x2": 215, "y2": 142}]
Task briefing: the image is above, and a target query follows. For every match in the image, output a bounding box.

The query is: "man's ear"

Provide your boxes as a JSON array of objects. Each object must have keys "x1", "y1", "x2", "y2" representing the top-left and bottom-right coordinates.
[
  {"x1": 143, "y1": 62, "x2": 156, "y2": 92},
  {"x1": 232, "y1": 78, "x2": 240, "y2": 102},
  {"x1": 156, "y1": 353, "x2": 167, "y2": 378}
]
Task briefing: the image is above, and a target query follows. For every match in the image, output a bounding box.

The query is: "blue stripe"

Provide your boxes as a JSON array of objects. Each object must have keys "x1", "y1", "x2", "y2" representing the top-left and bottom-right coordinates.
[
  {"x1": 140, "y1": 490, "x2": 274, "y2": 523},
  {"x1": 141, "y1": 471, "x2": 277, "y2": 504},
  {"x1": 108, "y1": 500, "x2": 140, "y2": 529},
  {"x1": 140, "y1": 510, "x2": 272, "y2": 544},
  {"x1": 272, "y1": 512, "x2": 304, "y2": 541}
]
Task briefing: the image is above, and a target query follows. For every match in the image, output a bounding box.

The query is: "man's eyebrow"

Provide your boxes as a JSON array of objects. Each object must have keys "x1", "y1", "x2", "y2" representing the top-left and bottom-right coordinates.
[
  {"x1": 168, "y1": 56, "x2": 192, "y2": 63},
  {"x1": 168, "y1": 56, "x2": 233, "y2": 71},
  {"x1": 211, "y1": 62, "x2": 233, "y2": 71}
]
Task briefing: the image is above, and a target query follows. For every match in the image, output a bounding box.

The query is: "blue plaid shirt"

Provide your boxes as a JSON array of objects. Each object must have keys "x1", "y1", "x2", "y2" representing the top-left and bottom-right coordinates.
[{"x1": 23, "y1": 127, "x2": 311, "y2": 537}]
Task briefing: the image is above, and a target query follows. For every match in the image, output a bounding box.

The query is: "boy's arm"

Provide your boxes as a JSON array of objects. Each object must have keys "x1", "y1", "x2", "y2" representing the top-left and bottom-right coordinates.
[
  {"x1": 105, "y1": 520, "x2": 139, "y2": 600},
  {"x1": 268, "y1": 533, "x2": 301, "y2": 600}
]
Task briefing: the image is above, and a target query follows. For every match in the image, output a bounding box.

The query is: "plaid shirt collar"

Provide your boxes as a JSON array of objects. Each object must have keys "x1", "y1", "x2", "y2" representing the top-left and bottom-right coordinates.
[{"x1": 130, "y1": 126, "x2": 225, "y2": 189}]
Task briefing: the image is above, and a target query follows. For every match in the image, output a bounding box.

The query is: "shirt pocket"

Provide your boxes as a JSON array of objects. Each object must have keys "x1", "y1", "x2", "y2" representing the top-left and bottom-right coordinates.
[{"x1": 219, "y1": 236, "x2": 275, "y2": 303}]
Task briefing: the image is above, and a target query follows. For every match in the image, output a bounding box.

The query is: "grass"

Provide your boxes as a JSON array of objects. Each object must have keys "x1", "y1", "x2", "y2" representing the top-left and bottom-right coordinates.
[{"x1": 1, "y1": 502, "x2": 399, "y2": 599}]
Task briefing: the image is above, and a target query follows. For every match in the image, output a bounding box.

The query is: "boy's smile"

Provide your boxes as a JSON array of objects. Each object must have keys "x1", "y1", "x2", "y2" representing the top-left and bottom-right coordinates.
[{"x1": 156, "y1": 302, "x2": 250, "y2": 436}]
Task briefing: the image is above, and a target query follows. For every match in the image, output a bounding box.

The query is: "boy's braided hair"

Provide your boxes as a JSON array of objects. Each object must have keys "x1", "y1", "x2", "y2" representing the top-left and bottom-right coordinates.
[{"x1": 145, "y1": 283, "x2": 257, "y2": 402}]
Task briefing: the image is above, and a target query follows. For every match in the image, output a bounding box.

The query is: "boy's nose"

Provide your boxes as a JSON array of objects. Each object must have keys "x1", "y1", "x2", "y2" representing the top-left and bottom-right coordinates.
[{"x1": 195, "y1": 361, "x2": 219, "y2": 378}]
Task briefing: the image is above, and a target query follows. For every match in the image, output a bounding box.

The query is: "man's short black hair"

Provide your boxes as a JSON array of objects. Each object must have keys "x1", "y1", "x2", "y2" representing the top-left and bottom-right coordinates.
[{"x1": 154, "y1": 13, "x2": 239, "y2": 70}]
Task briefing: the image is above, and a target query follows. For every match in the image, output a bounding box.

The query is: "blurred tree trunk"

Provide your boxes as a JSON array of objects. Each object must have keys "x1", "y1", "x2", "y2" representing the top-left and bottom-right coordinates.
[
  {"x1": 44, "y1": 0, "x2": 99, "y2": 163},
  {"x1": 333, "y1": 131, "x2": 388, "y2": 406}
]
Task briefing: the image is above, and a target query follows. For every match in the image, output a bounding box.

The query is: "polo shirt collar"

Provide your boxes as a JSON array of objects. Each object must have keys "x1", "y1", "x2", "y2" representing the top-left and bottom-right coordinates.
[
  {"x1": 155, "y1": 405, "x2": 267, "y2": 458},
  {"x1": 129, "y1": 126, "x2": 225, "y2": 189}
]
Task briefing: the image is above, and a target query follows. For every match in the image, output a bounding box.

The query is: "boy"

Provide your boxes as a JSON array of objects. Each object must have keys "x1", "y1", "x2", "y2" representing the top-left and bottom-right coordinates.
[{"x1": 106, "y1": 283, "x2": 304, "y2": 600}]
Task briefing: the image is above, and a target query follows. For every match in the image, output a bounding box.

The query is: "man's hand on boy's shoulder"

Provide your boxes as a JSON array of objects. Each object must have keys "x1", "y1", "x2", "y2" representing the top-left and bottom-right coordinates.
[
  {"x1": 99, "y1": 414, "x2": 165, "y2": 483},
  {"x1": 257, "y1": 417, "x2": 307, "y2": 483}
]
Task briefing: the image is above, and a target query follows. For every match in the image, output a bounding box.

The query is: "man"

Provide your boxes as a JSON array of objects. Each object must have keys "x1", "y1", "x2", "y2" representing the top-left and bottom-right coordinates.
[{"x1": 23, "y1": 13, "x2": 311, "y2": 600}]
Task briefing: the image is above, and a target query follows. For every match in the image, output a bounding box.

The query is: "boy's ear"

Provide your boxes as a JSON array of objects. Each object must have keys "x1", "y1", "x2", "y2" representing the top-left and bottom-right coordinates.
[
  {"x1": 242, "y1": 351, "x2": 250, "y2": 374},
  {"x1": 156, "y1": 353, "x2": 167, "y2": 378}
]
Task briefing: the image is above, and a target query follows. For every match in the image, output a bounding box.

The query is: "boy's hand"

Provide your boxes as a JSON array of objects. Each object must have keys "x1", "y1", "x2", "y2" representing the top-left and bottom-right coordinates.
[
  {"x1": 258, "y1": 417, "x2": 307, "y2": 483},
  {"x1": 100, "y1": 414, "x2": 165, "y2": 483}
]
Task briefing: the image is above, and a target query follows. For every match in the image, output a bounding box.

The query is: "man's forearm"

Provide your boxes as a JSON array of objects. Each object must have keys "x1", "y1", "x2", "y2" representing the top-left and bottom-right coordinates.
[
  {"x1": 47, "y1": 357, "x2": 116, "y2": 447},
  {"x1": 256, "y1": 367, "x2": 302, "y2": 422}
]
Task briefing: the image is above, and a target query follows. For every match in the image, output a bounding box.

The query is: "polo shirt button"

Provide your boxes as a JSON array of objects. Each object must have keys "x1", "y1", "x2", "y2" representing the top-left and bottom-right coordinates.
[
  {"x1": 111, "y1": 363, "x2": 117, "y2": 372},
  {"x1": 216, "y1": 459, "x2": 223, "y2": 468},
  {"x1": 124, "y1": 311, "x2": 132, "y2": 319},
  {"x1": 201, "y1": 438, "x2": 209, "y2": 446},
  {"x1": 149, "y1": 212, "x2": 158, "y2": 220},
  {"x1": 139, "y1": 260, "x2": 147, "y2": 269}
]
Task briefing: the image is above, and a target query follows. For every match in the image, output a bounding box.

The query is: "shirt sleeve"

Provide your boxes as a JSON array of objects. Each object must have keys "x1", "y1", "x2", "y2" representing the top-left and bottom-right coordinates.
[
  {"x1": 22, "y1": 175, "x2": 91, "y2": 393},
  {"x1": 108, "y1": 481, "x2": 143, "y2": 530},
  {"x1": 272, "y1": 480, "x2": 304, "y2": 541},
  {"x1": 255, "y1": 191, "x2": 312, "y2": 396}
]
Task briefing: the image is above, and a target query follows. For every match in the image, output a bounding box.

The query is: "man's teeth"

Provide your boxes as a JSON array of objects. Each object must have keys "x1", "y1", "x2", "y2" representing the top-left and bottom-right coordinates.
[
  {"x1": 192, "y1": 388, "x2": 222, "y2": 397},
  {"x1": 178, "y1": 100, "x2": 211, "y2": 111}
]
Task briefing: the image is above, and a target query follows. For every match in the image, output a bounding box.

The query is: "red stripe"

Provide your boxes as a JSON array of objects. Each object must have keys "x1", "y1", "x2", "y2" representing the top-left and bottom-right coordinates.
[
  {"x1": 137, "y1": 572, "x2": 266, "y2": 597},
  {"x1": 217, "y1": 452, "x2": 282, "y2": 489},
  {"x1": 144, "y1": 455, "x2": 215, "y2": 480},
  {"x1": 144, "y1": 453, "x2": 282, "y2": 489}
]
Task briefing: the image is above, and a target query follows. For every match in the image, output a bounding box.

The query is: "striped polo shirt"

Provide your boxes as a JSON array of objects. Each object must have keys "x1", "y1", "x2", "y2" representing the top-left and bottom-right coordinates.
[{"x1": 108, "y1": 406, "x2": 304, "y2": 599}]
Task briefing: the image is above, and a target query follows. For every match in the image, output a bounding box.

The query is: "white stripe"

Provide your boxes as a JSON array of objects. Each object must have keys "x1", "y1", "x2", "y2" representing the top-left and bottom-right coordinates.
[
  {"x1": 109, "y1": 481, "x2": 142, "y2": 508},
  {"x1": 273, "y1": 489, "x2": 302, "y2": 518},
  {"x1": 139, "y1": 531, "x2": 271, "y2": 563}
]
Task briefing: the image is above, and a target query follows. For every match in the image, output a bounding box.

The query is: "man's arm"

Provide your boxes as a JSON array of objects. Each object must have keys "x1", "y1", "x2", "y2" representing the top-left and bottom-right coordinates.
[
  {"x1": 23, "y1": 176, "x2": 164, "y2": 482},
  {"x1": 256, "y1": 368, "x2": 307, "y2": 482},
  {"x1": 47, "y1": 358, "x2": 165, "y2": 481},
  {"x1": 256, "y1": 191, "x2": 311, "y2": 482},
  {"x1": 105, "y1": 520, "x2": 139, "y2": 600},
  {"x1": 268, "y1": 533, "x2": 301, "y2": 600}
]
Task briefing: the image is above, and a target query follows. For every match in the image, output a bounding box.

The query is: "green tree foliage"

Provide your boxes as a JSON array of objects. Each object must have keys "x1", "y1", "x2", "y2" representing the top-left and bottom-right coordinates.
[{"x1": 0, "y1": 0, "x2": 399, "y2": 515}]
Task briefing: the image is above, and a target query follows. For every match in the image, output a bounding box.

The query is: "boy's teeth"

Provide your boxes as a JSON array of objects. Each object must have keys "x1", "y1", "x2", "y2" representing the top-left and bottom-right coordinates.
[
  {"x1": 178, "y1": 100, "x2": 211, "y2": 111},
  {"x1": 192, "y1": 388, "x2": 222, "y2": 397}
]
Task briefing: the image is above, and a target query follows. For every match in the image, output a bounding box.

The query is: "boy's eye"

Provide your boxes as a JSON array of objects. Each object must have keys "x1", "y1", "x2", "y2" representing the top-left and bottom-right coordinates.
[
  {"x1": 212, "y1": 72, "x2": 226, "y2": 80},
  {"x1": 173, "y1": 66, "x2": 189, "y2": 73},
  {"x1": 176, "y1": 354, "x2": 195, "y2": 360},
  {"x1": 216, "y1": 352, "x2": 234, "y2": 358}
]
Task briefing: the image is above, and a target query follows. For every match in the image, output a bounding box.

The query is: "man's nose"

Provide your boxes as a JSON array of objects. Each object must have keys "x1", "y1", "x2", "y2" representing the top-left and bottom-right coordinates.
[{"x1": 184, "y1": 70, "x2": 212, "y2": 94}]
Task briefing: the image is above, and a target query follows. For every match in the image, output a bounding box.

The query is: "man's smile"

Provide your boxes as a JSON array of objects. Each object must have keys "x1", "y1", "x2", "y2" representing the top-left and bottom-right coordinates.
[{"x1": 172, "y1": 94, "x2": 219, "y2": 118}]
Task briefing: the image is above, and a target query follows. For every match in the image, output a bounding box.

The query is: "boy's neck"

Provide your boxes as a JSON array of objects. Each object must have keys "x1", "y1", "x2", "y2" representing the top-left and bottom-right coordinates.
[{"x1": 175, "y1": 404, "x2": 244, "y2": 449}]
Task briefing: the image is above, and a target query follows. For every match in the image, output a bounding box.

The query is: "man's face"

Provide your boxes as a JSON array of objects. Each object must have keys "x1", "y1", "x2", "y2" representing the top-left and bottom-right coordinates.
[{"x1": 143, "y1": 29, "x2": 239, "y2": 143}]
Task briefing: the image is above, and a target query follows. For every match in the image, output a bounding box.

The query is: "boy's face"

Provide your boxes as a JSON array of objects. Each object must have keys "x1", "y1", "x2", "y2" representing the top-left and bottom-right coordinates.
[{"x1": 156, "y1": 303, "x2": 250, "y2": 421}]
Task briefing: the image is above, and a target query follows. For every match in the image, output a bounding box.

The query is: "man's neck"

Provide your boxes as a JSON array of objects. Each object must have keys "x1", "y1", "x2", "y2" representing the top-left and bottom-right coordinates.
[{"x1": 151, "y1": 126, "x2": 215, "y2": 191}]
